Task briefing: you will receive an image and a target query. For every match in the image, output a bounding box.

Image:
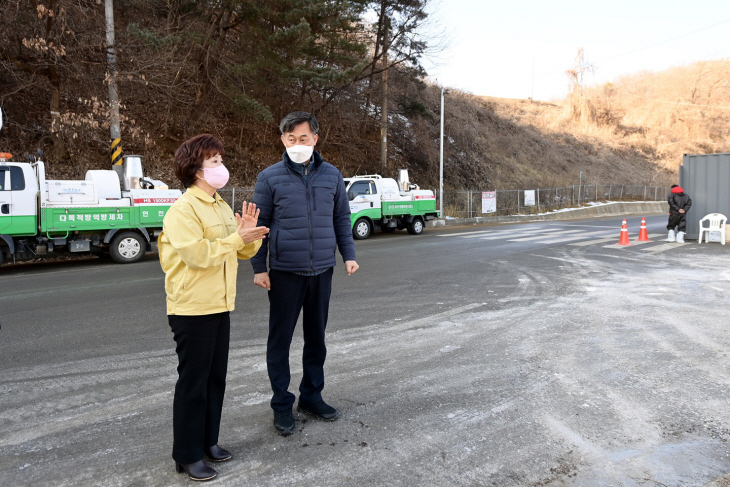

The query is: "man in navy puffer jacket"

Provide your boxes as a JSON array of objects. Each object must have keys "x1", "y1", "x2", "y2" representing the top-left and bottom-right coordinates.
[{"x1": 251, "y1": 111, "x2": 358, "y2": 436}]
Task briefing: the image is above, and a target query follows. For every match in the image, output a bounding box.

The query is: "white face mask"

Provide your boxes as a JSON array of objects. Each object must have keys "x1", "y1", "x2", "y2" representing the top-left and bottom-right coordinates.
[{"x1": 286, "y1": 144, "x2": 314, "y2": 164}]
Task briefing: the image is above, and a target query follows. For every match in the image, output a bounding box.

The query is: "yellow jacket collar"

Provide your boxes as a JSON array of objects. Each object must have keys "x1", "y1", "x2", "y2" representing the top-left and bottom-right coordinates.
[{"x1": 186, "y1": 184, "x2": 220, "y2": 204}]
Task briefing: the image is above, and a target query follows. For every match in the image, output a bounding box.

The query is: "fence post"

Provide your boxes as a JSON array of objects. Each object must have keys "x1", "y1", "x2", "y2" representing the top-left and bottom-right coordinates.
[
  {"x1": 595, "y1": 184, "x2": 598, "y2": 201},
  {"x1": 655, "y1": 186, "x2": 658, "y2": 200},
  {"x1": 644, "y1": 185, "x2": 647, "y2": 200},
  {"x1": 537, "y1": 188, "x2": 540, "y2": 213},
  {"x1": 620, "y1": 185, "x2": 624, "y2": 200},
  {"x1": 608, "y1": 184, "x2": 611, "y2": 200},
  {"x1": 232, "y1": 188, "x2": 236, "y2": 210}
]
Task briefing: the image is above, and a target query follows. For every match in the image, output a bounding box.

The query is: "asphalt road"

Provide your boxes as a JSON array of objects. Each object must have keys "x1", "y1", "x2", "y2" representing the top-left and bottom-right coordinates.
[{"x1": 2, "y1": 214, "x2": 730, "y2": 486}]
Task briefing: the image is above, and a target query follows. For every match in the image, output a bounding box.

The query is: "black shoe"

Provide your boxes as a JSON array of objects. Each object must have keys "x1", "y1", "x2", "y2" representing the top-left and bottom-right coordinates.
[
  {"x1": 205, "y1": 444, "x2": 232, "y2": 462},
  {"x1": 175, "y1": 460, "x2": 218, "y2": 481},
  {"x1": 297, "y1": 399, "x2": 341, "y2": 421},
  {"x1": 273, "y1": 409, "x2": 295, "y2": 436}
]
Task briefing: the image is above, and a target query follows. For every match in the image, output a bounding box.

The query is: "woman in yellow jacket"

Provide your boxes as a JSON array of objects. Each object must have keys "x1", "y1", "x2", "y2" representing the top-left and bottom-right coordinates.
[{"x1": 159, "y1": 134, "x2": 269, "y2": 482}]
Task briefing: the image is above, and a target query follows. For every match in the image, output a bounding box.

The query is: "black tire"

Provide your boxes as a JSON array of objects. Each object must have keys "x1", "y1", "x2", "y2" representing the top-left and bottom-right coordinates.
[
  {"x1": 407, "y1": 217, "x2": 424, "y2": 235},
  {"x1": 353, "y1": 218, "x2": 372, "y2": 240},
  {"x1": 109, "y1": 231, "x2": 146, "y2": 264},
  {"x1": 0, "y1": 249, "x2": 4, "y2": 266}
]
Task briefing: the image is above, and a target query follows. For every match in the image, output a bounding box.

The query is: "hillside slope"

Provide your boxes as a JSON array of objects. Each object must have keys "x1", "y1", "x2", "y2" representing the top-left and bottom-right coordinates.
[
  {"x1": 424, "y1": 91, "x2": 675, "y2": 190},
  {"x1": 3, "y1": 60, "x2": 724, "y2": 191}
]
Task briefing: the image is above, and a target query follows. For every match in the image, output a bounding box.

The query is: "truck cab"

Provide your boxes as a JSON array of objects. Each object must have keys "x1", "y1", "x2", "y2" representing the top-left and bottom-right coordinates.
[{"x1": 0, "y1": 160, "x2": 38, "y2": 238}]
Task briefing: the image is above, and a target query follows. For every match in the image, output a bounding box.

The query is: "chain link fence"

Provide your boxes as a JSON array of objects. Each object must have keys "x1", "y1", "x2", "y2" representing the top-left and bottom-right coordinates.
[
  {"x1": 439, "y1": 184, "x2": 671, "y2": 218},
  {"x1": 216, "y1": 188, "x2": 255, "y2": 210},
  {"x1": 215, "y1": 184, "x2": 669, "y2": 219}
]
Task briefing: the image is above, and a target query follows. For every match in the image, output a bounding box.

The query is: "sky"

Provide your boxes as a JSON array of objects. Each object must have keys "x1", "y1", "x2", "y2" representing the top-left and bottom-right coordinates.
[{"x1": 423, "y1": 0, "x2": 730, "y2": 101}]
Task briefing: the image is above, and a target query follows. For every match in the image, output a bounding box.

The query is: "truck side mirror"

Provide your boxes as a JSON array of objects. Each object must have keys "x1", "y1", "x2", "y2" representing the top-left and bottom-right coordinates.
[{"x1": 347, "y1": 191, "x2": 355, "y2": 201}]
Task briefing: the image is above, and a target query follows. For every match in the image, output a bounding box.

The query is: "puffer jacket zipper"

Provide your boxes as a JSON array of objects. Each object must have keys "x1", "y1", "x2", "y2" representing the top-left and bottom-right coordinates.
[{"x1": 305, "y1": 164, "x2": 314, "y2": 271}]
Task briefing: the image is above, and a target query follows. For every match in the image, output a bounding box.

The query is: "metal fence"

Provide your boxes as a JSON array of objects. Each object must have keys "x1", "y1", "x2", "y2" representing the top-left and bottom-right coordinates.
[
  {"x1": 216, "y1": 188, "x2": 255, "y2": 210},
  {"x1": 216, "y1": 184, "x2": 670, "y2": 219},
  {"x1": 440, "y1": 184, "x2": 671, "y2": 218}
]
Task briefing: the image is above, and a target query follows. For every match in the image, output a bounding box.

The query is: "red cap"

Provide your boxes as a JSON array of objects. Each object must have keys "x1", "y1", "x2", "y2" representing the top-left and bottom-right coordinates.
[{"x1": 671, "y1": 186, "x2": 683, "y2": 194}]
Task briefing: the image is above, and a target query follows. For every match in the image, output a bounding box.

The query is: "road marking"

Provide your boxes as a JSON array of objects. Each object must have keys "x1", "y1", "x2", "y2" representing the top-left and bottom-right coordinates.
[
  {"x1": 506, "y1": 229, "x2": 585, "y2": 242},
  {"x1": 507, "y1": 230, "x2": 616, "y2": 245},
  {"x1": 570, "y1": 237, "x2": 617, "y2": 246},
  {"x1": 438, "y1": 227, "x2": 567, "y2": 239},
  {"x1": 641, "y1": 242, "x2": 689, "y2": 253},
  {"x1": 476, "y1": 228, "x2": 582, "y2": 241},
  {"x1": 571, "y1": 233, "x2": 664, "y2": 247},
  {"x1": 461, "y1": 228, "x2": 565, "y2": 239},
  {"x1": 437, "y1": 230, "x2": 495, "y2": 237},
  {"x1": 538, "y1": 233, "x2": 615, "y2": 244}
]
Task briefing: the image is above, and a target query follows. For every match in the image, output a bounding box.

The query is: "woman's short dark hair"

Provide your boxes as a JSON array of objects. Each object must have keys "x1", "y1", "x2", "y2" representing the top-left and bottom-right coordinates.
[
  {"x1": 173, "y1": 134, "x2": 225, "y2": 188},
  {"x1": 279, "y1": 111, "x2": 319, "y2": 135}
]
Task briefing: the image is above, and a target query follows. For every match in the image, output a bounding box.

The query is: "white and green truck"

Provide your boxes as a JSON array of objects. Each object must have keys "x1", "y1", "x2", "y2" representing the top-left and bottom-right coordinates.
[
  {"x1": 345, "y1": 170, "x2": 439, "y2": 240},
  {"x1": 0, "y1": 111, "x2": 180, "y2": 265}
]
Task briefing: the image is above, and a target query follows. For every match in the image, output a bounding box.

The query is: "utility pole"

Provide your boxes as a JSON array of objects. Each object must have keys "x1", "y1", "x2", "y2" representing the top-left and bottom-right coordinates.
[
  {"x1": 105, "y1": 0, "x2": 122, "y2": 168},
  {"x1": 379, "y1": 17, "x2": 389, "y2": 172},
  {"x1": 439, "y1": 87, "x2": 448, "y2": 218}
]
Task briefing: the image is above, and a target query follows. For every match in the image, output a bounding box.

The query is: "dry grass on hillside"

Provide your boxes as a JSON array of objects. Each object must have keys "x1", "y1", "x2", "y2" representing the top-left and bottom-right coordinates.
[
  {"x1": 456, "y1": 59, "x2": 730, "y2": 190},
  {"x1": 565, "y1": 60, "x2": 729, "y2": 172},
  {"x1": 439, "y1": 92, "x2": 674, "y2": 190}
]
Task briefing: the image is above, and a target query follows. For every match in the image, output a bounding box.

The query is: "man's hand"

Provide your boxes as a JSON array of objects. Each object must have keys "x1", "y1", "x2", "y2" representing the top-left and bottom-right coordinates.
[
  {"x1": 254, "y1": 272, "x2": 271, "y2": 290},
  {"x1": 235, "y1": 201, "x2": 269, "y2": 243},
  {"x1": 345, "y1": 260, "x2": 359, "y2": 275},
  {"x1": 679, "y1": 209, "x2": 686, "y2": 214}
]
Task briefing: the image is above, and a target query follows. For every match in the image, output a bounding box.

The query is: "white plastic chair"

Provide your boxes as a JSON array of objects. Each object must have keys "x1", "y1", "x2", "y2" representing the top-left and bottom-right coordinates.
[{"x1": 698, "y1": 213, "x2": 727, "y2": 245}]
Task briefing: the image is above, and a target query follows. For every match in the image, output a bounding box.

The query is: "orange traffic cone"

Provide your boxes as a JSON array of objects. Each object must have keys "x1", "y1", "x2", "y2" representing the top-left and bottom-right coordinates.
[
  {"x1": 618, "y1": 219, "x2": 631, "y2": 245},
  {"x1": 637, "y1": 217, "x2": 651, "y2": 242}
]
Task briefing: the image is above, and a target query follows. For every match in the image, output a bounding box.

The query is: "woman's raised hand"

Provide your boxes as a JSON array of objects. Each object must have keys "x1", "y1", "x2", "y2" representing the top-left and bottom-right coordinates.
[
  {"x1": 238, "y1": 201, "x2": 259, "y2": 228},
  {"x1": 235, "y1": 201, "x2": 268, "y2": 243}
]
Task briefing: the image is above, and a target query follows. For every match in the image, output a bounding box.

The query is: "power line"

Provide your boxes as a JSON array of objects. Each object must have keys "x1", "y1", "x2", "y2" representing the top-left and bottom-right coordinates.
[
  {"x1": 593, "y1": 17, "x2": 730, "y2": 66},
  {"x1": 498, "y1": 17, "x2": 730, "y2": 88}
]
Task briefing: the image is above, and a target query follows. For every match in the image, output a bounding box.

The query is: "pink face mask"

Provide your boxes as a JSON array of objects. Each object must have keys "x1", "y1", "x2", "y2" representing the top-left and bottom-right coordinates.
[{"x1": 200, "y1": 165, "x2": 229, "y2": 189}]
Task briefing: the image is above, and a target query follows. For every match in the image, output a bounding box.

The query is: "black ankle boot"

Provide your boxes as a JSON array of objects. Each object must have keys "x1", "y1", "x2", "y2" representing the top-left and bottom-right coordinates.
[
  {"x1": 175, "y1": 460, "x2": 218, "y2": 481},
  {"x1": 205, "y1": 444, "x2": 233, "y2": 462}
]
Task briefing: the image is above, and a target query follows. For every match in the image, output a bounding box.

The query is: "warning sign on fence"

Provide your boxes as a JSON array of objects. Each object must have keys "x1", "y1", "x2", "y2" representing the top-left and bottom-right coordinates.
[
  {"x1": 482, "y1": 192, "x2": 496, "y2": 214},
  {"x1": 524, "y1": 190, "x2": 535, "y2": 207}
]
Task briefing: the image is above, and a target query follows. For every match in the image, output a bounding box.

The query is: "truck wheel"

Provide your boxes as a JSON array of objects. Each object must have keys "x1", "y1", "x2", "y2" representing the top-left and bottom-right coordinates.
[
  {"x1": 353, "y1": 218, "x2": 372, "y2": 240},
  {"x1": 109, "y1": 232, "x2": 146, "y2": 264},
  {"x1": 407, "y1": 217, "x2": 424, "y2": 235}
]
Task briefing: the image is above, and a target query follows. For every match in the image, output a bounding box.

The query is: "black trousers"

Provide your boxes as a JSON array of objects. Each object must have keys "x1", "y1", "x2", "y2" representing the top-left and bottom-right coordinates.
[
  {"x1": 667, "y1": 212, "x2": 687, "y2": 232},
  {"x1": 267, "y1": 268, "x2": 333, "y2": 411},
  {"x1": 168, "y1": 312, "x2": 230, "y2": 464}
]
